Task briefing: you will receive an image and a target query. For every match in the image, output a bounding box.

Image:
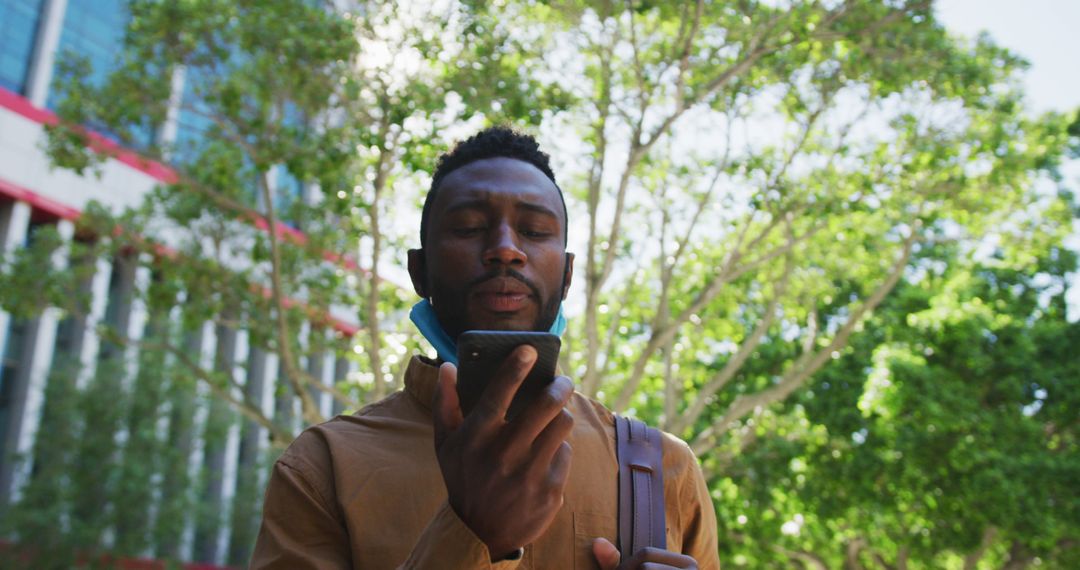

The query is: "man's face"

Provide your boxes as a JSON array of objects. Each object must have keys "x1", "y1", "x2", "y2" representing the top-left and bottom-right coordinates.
[{"x1": 408, "y1": 157, "x2": 574, "y2": 340}]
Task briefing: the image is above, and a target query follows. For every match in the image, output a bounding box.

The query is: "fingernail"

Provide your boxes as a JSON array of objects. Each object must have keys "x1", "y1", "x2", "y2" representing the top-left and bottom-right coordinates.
[{"x1": 518, "y1": 345, "x2": 537, "y2": 363}]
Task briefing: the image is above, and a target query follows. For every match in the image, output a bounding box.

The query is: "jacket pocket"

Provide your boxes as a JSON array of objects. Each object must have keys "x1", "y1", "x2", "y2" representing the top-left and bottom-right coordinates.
[{"x1": 574, "y1": 511, "x2": 617, "y2": 570}]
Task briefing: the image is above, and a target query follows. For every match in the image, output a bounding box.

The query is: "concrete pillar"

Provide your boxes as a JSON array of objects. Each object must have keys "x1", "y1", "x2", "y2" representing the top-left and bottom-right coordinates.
[
  {"x1": 178, "y1": 320, "x2": 215, "y2": 561},
  {"x1": 306, "y1": 326, "x2": 328, "y2": 419},
  {"x1": 72, "y1": 256, "x2": 140, "y2": 550},
  {"x1": 227, "y1": 338, "x2": 270, "y2": 564},
  {"x1": 272, "y1": 320, "x2": 308, "y2": 436},
  {"x1": 75, "y1": 257, "x2": 112, "y2": 390},
  {"x1": 331, "y1": 356, "x2": 351, "y2": 417},
  {"x1": 256, "y1": 166, "x2": 279, "y2": 213},
  {"x1": 6, "y1": 219, "x2": 74, "y2": 503},
  {"x1": 193, "y1": 319, "x2": 237, "y2": 564},
  {"x1": 157, "y1": 66, "x2": 186, "y2": 150},
  {"x1": 320, "y1": 348, "x2": 335, "y2": 419},
  {"x1": 0, "y1": 201, "x2": 31, "y2": 366},
  {"x1": 262, "y1": 352, "x2": 279, "y2": 425},
  {"x1": 143, "y1": 301, "x2": 186, "y2": 559},
  {"x1": 241, "y1": 346, "x2": 271, "y2": 454},
  {"x1": 25, "y1": 0, "x2": 68, "y2": 107},
  {"x1": 119, "y1": 260, "x2": 151, "y2": 395},
  {"x1": 213, "y1": 328, "x2": 247, "y2": 565}
]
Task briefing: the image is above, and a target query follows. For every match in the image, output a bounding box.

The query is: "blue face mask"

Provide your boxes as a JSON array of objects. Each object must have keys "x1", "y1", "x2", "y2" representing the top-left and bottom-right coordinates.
[{"x1": 409, "y1": 299, "x2": 567, "y2": 365}]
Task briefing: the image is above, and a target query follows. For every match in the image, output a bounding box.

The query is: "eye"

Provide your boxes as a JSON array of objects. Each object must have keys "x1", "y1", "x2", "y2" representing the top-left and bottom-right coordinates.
[
  {"x1": 453, "y1": 225, "x2": 486, "y2": 237},
  {"x1": 520, "y1": 226, "x2": 555, "y2": 239}
]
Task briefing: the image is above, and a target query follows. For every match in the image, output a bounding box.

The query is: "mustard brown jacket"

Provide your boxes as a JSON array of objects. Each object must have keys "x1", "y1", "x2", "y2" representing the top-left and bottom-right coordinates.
[{"x1": 250, "y1": 356, "x2": 720, "y2": 569}]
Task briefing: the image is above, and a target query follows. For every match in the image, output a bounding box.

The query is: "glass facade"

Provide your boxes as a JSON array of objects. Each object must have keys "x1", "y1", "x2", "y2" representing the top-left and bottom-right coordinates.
[
  {"x1": 48, "y1": 0, "x2": 127, "y2": 108},
  {"x1": 0, "y1": 2, "x2": 340, "y2": 564},
  {"x1": 173, "y1": 65, "x2": 214, "y2": 165},
  {"x1": 274, "y1": 163, "x2": 305, "y2": 226},
  {"x1": 174, "y1": 63, "x2": 264, "y2": 206},
  {"x1": 0, "y1": 0, "x2": 45, "y2": 94},
  {"x1": 48, "y1": 0, "x2": 154, "y2": 146},
  {"x1": 272, "y1": 102, "x2": 308, "y2": 227}
]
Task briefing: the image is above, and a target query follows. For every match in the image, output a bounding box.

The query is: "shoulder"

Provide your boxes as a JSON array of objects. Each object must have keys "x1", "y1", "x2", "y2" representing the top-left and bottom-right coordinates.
[
  {"x1": 274, "y1": 390, "x2": 427, "y2": 482},
  {"x1": 659, "y1": 430, "x2": 699, "y2": 477},
  {"x1": 567, "y1": 392, "x2": 701, "y2": 482},
  {"x1": 568, "y1": 391, "x2": 616, "y2": 434}
]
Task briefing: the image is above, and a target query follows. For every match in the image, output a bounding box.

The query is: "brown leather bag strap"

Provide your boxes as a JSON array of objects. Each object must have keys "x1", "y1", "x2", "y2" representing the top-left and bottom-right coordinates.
[{"x1": 615, "y1": 415, "x2": 666, "y2": 560}]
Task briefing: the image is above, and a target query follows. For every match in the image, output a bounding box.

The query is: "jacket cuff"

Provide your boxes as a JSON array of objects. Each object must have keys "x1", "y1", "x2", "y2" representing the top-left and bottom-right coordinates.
[{"x1": 400, "y1": 500, "x2": 522, "y2": 570}]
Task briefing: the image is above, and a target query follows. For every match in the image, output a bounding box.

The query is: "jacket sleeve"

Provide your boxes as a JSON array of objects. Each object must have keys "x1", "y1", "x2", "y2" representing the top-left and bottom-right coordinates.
[
  {"x1": 397, "y1": 500, "x2": 522, "y2": 570},
  {"x1": 249, "y1": 458, "x2": 351, "y2": 569},
  {"x1": 664, "y1": 436, "x2": 721, "y2": 570},
  {"x1": 249, "y1": 444, "x2": 521, "y2": 570}
]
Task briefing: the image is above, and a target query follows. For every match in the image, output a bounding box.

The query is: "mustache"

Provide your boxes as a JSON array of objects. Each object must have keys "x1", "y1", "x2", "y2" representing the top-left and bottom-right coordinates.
[{"x1": 467, "y1": 269, "x2": 540, "y2": 298}]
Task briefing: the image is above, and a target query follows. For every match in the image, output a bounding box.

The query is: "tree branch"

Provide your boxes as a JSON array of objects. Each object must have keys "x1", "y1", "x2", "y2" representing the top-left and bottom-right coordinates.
[
  {"x1": 670, "y1": 252, "x2": 793, "y2": 434},
  {"x1": 582, "y1": 21, "x2": 616, "y2": 397},
  {"x1": 691, "y1": 227, "x2": 920, "y2": 455},
  {"x1": 776, "y1": 546, "x2": 829, "y2": 570},
  {"x1": 612, "y1": 210, "x2": 818, "y2": 411},
  {"x1": 258, "y1": 170, "x2": 324, "y2": 427}
]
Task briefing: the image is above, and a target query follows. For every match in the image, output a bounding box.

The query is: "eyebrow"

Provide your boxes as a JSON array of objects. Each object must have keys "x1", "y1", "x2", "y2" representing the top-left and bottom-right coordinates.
[
  {"x1": 517, "y1": 201, "x2": 560, "y2": 220},
  {"x1": 445, "y1": 198, "x2": 560, "y2": 221}
]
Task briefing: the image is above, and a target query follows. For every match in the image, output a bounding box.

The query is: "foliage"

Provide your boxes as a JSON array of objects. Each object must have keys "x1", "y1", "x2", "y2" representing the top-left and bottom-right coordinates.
[
  {"x1": 0, "y1": 0, "x2": 1077, "y2": 567},
  {"x1": 4, "y1": 0, "x2": 568, "y2": 564},
  {"x1": 713, "y1": 235, "x2": 1080, "y2": 568}
]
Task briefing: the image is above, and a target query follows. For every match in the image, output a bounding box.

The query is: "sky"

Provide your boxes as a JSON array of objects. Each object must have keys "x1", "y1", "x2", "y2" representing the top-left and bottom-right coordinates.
[
  {"x1": 937, "y1": 0, "x2": 1080, "y2": 114},
  {"x1": 936, "y1": 0, "x2": 1080, "y2": 320}
]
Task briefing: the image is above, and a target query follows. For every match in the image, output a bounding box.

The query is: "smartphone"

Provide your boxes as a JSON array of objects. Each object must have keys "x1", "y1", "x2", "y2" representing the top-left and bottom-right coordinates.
[{"x1": 456, "y1": 330, "x2": 562, "y2": 419}]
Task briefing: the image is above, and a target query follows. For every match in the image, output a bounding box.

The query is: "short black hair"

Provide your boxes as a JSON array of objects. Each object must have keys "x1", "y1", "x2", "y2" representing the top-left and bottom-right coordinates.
[{"x1": 420, "y1": 126, "x2": 568, "y2": 248}]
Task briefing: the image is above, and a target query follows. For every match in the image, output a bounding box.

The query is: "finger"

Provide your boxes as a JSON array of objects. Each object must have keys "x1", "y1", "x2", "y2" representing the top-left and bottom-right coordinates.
[
  {"x1": 627, "y1": 547, "x2": 697, "y2": 568},
  {"x1": 529, "y1": 408, "x2": 574, "y2": 467},
  {"x1": 508, "y1": 375, "x2": 574, "y2": 444},
  {"x1": 547, "y1": 440, "x2": 573, "y2": 488},
  {"x1": 432, "y1": 362, "x2": 464, "y2": 450},
  {"x1": 592, "y1": 537, "x2": 620, "y2": 570},
  {"x1": 473, "y1": 345, "x2": 536, "y2": 425}
]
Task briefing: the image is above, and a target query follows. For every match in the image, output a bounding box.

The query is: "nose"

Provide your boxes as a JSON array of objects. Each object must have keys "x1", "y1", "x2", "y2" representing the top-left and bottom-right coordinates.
[{"x1": 483, "y1": 222, "x2": 527, "y2": 267}]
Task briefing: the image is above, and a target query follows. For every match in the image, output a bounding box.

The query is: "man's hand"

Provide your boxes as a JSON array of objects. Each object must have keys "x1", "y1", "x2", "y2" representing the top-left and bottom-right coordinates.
[
  {"x1": 433, "y1": 345, "x2": 575, "y2": 560},
  {"x1": 593, "y1": 538, "x2": 699, "y2": 570}
]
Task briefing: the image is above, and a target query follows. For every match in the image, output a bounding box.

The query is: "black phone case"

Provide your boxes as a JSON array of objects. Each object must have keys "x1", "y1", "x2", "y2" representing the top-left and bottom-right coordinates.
[{"x1": 456, "y1": 331, "x2": 561, "y2": 419}]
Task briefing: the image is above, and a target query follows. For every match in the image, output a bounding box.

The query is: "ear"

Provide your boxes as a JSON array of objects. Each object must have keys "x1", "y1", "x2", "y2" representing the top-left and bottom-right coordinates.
[
  {"x1": 407, "y1": 248, "x2": 428, "y2": 298},
  {"x1": 561, "y1": 252, "x2": 575, "y2": 300}
]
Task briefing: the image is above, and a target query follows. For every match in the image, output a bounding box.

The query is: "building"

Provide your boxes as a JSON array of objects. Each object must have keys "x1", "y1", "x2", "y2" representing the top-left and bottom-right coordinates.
[{"x1": 0, "y1": 0, "x2": 363, "y2": 565}]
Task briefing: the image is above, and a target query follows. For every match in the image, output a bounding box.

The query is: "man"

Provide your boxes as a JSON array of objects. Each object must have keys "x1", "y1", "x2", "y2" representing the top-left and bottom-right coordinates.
[{"x1": 251, "y1": 127, "x2": 720, "y2": 569}]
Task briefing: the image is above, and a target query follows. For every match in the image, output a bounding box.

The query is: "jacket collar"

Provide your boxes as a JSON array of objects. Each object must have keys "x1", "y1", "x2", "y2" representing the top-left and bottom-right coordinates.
[{"x1": 403, "y1": 355, "x2": 440, "y2": 413}]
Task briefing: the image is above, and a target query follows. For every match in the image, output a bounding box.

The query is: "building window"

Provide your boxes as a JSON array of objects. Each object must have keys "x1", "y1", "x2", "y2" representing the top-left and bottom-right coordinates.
[
  {"x1": 98, "y1": 255, "x2": 133, "y2": 362},
  {"x1": 270, "y1": 102, "x2": 309, "y2": 229},
  {"x1": 0, "y1": 0, "x2": 45, "y2": 95},
  {"x1": 172, "y1": 65, "x2": 214, "y2": 166},
  {"x1": 49, "y1": 0, "x2": 153, "y2": 147},
  {"x1": 273, "y1": 164, "x2": 305, "y2": 229},
  {"x1": 48, "y1": 0, "x2": 126, "y2": 108},
  {"x1": 173, "y1": 62, "x2": 262, "y2": 209},
  {"x1": 50, "y1": 237, "x2": 96, "y2": 363}
]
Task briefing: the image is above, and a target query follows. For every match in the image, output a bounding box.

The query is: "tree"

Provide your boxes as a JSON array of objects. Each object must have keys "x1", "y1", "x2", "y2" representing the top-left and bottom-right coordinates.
[
  {"x1": 33, "y1": 0, "x2": 574, "y2": 439},
  {"x1": 3, "y1": 0, "x2": 1078, "y2": 567},
  {"x1": 480, "y1": 0, "x2": 1076, "y2": 460},
  {"x1": 2, "y1": 0, "x2": 563, "y2": 564},
  {"x1": 712, "y1": 202, "x2": 1079, "y2": 567}
]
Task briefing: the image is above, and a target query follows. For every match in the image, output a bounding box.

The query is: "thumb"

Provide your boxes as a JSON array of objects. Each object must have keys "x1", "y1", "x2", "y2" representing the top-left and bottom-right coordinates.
[
  {"x1": 432, "y1": 362, "x2": 464, "y2": 450},
  {"x1": 592, "y1": 537, "x2": 621, "y2": 570}
]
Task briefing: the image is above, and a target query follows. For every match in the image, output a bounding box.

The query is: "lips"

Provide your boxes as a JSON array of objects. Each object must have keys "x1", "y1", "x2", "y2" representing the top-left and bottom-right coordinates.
[{"x1": 471, "y1": 277, "x2": 535, "y2": 313}]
